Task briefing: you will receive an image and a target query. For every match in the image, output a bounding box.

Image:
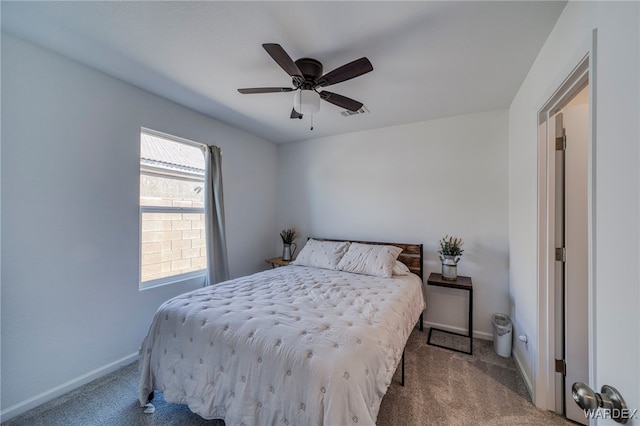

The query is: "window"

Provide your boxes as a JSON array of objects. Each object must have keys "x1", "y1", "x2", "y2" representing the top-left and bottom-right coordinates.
[{"x1": 139, "y1": 129, "x2": 207, "y2": 289}]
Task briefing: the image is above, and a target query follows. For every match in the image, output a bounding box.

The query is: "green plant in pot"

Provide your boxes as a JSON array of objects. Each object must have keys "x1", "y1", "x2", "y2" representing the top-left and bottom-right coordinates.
[
  {"x1": 438, "y1": 235, "x2": 464, "y2": 280},
  {"x1": 280, "y1": 228, "x2": 298, "y2": 261}
]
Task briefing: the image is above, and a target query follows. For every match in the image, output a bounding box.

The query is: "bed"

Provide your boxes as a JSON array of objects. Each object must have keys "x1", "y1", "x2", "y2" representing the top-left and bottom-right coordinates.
[{"x1": 138, "y1": 238, "x2": 425, "y2": 425}]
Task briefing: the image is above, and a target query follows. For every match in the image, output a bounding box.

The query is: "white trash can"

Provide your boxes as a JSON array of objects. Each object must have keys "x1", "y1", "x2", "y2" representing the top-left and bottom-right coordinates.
[{"x1": 491, "y1": 313, "x2": 512, "y2": 357}]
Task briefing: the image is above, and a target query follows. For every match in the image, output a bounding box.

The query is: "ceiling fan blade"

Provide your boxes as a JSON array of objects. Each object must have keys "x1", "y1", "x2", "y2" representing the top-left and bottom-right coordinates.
[
  {"x1": 238, "y1": 87, "x2": 294, "y2": 94},
  {"x1": 317, "y1": 57, "x2": 373, "y2": 87},
  {"x1": 290, "y1": 108, "x2": 303, "y2": 119},
  {"x1": 319, "y1": 91, "x2": 363, "y2": 112},
  {"x1": 262, "y1": 43, "x2": 303, "y2": 84}
]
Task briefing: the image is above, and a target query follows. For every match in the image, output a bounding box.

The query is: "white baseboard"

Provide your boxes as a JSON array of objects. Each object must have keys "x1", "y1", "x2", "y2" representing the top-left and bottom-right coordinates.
[
  {"x1": 424, "y1": 320, "x2": 493, "y2": 341},
  {"x1": 0, "y1": 352, "x2": 138, "y2": 422},
  {"x1": 513, "y1": 348, "x2": 534, "y2": 400}
]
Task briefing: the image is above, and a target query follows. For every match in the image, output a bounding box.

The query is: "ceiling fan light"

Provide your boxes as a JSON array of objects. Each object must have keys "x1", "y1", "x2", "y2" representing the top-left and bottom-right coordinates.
[{"x1": 294, "y1": 90, "x2": 320, "y2": 115}]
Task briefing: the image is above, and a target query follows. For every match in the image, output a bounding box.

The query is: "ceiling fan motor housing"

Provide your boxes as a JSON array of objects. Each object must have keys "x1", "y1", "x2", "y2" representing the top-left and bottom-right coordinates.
[{"x1": 294, "y1": 58, "x2": 323, "y2": 89}]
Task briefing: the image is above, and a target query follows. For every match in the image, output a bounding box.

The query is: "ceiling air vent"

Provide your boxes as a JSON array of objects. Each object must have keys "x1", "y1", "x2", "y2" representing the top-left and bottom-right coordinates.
[{"x1": 341, "y1": 106, "x2": 369, "y2": 117}]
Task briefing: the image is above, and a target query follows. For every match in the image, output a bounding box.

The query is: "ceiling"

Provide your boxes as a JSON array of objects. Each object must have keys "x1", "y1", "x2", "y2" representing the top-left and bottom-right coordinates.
[{"x1": 1, "y1": 1, "x2": 566, "y2": 144}]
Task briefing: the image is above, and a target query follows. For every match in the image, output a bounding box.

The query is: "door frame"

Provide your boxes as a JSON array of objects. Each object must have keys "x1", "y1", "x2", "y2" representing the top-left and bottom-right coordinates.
[{"x1": 535, "y1": 30, "x2": 597, "y2": 413}]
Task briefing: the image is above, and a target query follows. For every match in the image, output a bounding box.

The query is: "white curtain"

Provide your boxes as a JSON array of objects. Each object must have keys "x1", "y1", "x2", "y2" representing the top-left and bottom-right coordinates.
[{"x1": 203, "y1": 145, "x2": 229, "y2": 285}]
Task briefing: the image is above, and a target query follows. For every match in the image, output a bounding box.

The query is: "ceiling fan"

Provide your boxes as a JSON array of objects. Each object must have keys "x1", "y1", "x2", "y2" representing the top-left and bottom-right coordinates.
[{"x1": 238, "y1": 43, "x2": 373, "y2": 120}]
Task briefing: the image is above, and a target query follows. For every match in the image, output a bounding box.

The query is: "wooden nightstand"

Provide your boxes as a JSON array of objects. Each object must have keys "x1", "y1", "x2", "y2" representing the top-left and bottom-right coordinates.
[
  {"x1": 426, "y1": 272, "x2": 473, "y2": 355},
  {"x1": 265, "y1": 257, "x2": 294, "y2": 268}
]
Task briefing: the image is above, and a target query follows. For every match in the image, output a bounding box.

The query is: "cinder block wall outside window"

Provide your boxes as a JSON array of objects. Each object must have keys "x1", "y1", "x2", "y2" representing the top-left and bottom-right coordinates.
[{"x1": 140, "y1": 174, "x2": 206, "y2": 283}]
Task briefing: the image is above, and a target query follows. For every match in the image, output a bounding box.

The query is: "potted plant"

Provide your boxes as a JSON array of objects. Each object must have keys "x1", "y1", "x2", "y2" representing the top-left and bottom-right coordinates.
[
  {"x1": 280, "y1": 228, "x2": 298, "y2": 261},
  {"x1": 438, "y1": 235, "x2": 464, "y2": 280}
]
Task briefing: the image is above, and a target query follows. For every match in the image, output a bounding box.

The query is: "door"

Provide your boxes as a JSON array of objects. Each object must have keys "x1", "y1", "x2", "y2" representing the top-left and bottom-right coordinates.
[
  {"x1": 553, "y1": 111, "x2": 566, "y2": 417},
  {"x1": 537, "y1": 32, "x2": 639, "y2": 422},
  {"x1": 562, "y1": 95, "x2": 590, "y2": 424},
  {"x1": 551, "y1": 86, "x2": 590, "y2": 424}
]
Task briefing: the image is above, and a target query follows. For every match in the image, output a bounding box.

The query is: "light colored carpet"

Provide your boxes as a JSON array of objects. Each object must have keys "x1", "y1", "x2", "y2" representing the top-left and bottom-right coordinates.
[
  {"x1": 377, "y1": 329, "x2": 572, "y2": 425},
  {"x1": 3, "y1": 328, "x2": 572, "y2": 425}
]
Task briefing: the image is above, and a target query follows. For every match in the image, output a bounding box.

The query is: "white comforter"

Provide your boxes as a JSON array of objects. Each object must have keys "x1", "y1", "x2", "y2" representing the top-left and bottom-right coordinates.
[{"x1": 139, "y1": 265, "x2": 425, "y2": 425}]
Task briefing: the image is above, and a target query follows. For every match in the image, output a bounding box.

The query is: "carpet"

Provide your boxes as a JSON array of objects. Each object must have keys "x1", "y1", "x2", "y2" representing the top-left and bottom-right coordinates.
[{"x1": 4, "y1": 328, "x2": 572, "y2": 425}]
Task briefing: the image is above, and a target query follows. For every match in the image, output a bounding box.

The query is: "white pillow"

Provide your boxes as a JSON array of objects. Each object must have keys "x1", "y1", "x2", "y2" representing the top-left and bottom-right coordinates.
[
  {"x1": 336, "y1": 243, "x2": 403, "y2": 278},
  {"x1": 291, "y1": 239, "x2": 351, "y2": 270},
  {"x1": 393, "y1": 260, "x2": 411, "y2": 276}
]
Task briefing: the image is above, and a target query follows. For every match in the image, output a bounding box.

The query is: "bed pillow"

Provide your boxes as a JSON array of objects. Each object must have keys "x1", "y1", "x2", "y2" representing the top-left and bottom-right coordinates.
[
  {"x1": 393, "y1": 260, "x2": 411, "y2": 276},
  {"x1": 291, "y1": 239, "x2": 351, "y2": 270},
  {"x1": 336, "y1": 243, "x2": 403, "y2": 278}
]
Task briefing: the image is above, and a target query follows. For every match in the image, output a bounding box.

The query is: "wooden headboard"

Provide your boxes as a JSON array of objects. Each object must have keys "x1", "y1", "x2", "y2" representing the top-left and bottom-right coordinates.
[{"x1": 315, "y1": 238, "x2": 424, "y2": 280}]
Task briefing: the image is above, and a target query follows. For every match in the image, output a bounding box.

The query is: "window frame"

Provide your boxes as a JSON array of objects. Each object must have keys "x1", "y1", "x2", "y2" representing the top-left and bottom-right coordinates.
[{"x1": 139, "y1": 128, "x2": 207, "y2": 290}]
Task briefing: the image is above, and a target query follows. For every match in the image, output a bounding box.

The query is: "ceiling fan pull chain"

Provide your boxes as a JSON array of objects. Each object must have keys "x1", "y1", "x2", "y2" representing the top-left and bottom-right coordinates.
[{"x1": 310, "y1": 114, "x2": 314, "y2": 131}]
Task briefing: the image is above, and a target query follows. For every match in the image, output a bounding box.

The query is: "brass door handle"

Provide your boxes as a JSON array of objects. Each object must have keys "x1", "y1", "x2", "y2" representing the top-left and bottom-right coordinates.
[{"x1": 572, "y1": 382, "x2": 629, "y2": 424}]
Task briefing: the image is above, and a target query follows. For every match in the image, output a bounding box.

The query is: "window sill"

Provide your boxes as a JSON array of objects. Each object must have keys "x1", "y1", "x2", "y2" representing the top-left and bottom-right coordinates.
[{"x1": 139, "y1": 271, "x2": 206, "y2": 291}]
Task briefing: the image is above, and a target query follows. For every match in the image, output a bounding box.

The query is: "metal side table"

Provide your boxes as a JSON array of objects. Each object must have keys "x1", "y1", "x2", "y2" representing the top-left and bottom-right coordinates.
[{"x1": 426, "y1": 272, "x2": 473, "y2": 355}]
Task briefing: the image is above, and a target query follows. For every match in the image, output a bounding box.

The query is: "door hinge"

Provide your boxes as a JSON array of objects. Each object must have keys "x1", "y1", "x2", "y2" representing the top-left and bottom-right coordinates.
[
  {"x1": 555, "y1": 359, "x2": 566, "y2": 376},
  {"x1": 555, "y1": 247, "x2": 566, "y2": 262},
  {"x1": 556, "y1": 135, "x2": 566, "y2": 151}
]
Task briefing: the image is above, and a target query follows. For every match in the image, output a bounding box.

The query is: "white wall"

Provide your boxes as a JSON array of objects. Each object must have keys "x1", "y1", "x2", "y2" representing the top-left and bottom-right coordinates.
[
  {"x1": 277, "y1": 109, "x2": 509, "y2": 339},
  {"x1": 508, "y1": 0, "x2": 639, "y2": 414},
  {"x1": 0, "y1": 34, "x2": 277, "y2": 419}
]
